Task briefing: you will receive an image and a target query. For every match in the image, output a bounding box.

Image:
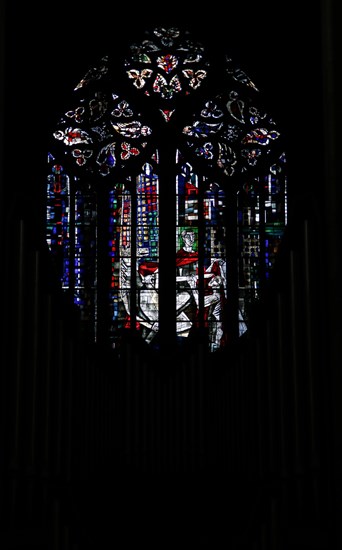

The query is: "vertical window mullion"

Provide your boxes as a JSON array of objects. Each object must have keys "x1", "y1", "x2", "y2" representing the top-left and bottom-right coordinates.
[
  {"x1": 259, "y1": 174, "x2": 267, "y2": 297},
  {"x1": 130, "y1": 177, "x2": 137, "y2": 337},
  {"x1": 68, "y1": 180, "x2": 75, "y2": 302},
  {"x1": 197, "y1": 174, "x2": 206, "y2": 342},
  {"x1": 226, "y1": 185, "x2": 239, "y2": 342},
  {"x1": 159, "y1": 143, "x2": 177, "y2": 352}
]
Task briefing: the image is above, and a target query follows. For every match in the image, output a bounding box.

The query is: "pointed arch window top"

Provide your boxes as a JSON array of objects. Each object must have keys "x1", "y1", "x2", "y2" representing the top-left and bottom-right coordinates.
[{"x1": 52, "y1": 27, "x2": 284, "y2": 184}]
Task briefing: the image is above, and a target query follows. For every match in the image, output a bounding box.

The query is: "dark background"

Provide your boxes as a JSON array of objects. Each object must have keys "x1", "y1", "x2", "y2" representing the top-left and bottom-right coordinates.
[{"x1": 2, "y1": 1, "x2": 342, "y2": 548}]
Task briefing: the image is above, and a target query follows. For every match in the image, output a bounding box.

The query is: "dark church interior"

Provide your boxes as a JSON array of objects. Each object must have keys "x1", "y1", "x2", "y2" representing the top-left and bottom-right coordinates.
[{"x1": 1, "y1": 1, "x2": 341, "y2": 547}]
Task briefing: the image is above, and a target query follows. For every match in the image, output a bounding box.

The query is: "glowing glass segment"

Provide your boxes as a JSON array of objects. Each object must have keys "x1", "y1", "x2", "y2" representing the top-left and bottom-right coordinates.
[
  {"x1": 176, "y1": 157, "x2": 230, "y2": 351},
  {"x1": 109, "y1": 163, "x2": 160, "y2": 348},
  {"x1": 74, "y1": 190, "x2": 97, "y2": 330}
]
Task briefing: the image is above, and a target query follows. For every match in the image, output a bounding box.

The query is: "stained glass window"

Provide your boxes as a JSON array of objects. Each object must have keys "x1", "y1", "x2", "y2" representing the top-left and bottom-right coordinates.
[{"x1": 46, "y1": 27, "x2": 287, "y2": 354}]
